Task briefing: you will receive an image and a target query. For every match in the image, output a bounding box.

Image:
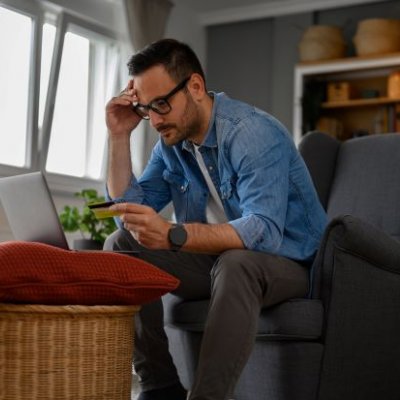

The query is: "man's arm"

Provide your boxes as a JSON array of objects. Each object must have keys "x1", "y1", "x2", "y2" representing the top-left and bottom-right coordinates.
[
  {"x1": 110, "y1": 203, "x2": 244, "y2": 254},
  {"x1": 105, "y1": 79, "x2": 141, "y2": 198},
  {"x1": 184, "y1": 222, "x2": 244, "y2": 254},
  {"x1": 107, "y1": 135, "x2": 133, "y2": 199}
]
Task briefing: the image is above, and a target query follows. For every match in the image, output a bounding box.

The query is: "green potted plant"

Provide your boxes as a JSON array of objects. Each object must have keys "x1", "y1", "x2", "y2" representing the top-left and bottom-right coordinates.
[{"x1": 59, "y1": 189, "x2": 117, "y2": 250}]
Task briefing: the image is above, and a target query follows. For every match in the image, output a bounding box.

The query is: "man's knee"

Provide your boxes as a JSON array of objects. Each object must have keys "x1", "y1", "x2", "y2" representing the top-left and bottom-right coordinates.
[
  {"x1": 211, "y1": 250, "x2": 308, "y2": 305},
  {"x1": 212, "y1": 249, "x2": 277, "y2": 280},
  {"x1": 211, "y1": 249, "x2": 262, "y2": 286}
]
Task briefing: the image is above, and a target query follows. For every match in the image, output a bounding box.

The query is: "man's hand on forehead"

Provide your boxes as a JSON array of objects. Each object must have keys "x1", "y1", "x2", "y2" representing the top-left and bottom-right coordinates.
[{"x1": 119, "y1": 79, "x2": 138, "y2": 105}]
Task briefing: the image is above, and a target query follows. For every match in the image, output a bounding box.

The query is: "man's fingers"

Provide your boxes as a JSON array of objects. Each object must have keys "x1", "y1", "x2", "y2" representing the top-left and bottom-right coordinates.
[
  {"x1": 117, "y1": 92, "x2": 134, "y2": 102},
  {"x1": 119, "y1": 80, "x2": 135, "y2": 97},
  {"x1": 107, "y1": 97, "x2": 133, "y2": 109},
  {"x1": 111, "y1": 202, "x2": 129, "y2": 214},
  {"x1": 115, "y1": 204, "x2": 151, "y2": 229},
  {"x1": 110, "y1": 202, "x2": 152, "y2": 214}
]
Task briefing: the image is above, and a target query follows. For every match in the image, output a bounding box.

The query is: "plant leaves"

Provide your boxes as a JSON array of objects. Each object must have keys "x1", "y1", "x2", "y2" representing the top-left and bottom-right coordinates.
[{"x1": 59, "y1": 189, "x2": 117, "y2": 243}]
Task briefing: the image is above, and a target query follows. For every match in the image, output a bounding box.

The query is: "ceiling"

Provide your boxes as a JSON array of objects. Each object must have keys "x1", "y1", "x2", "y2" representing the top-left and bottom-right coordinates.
[
  {"x1": 173, "y1": 0, "x2": 282, "y2": 13},
  {"x1": 172, "y1": 0, "x2": 389, "y2": 25}
]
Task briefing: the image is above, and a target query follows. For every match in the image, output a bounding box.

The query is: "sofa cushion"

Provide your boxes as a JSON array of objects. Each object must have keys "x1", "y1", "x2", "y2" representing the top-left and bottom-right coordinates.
[
  {"x1": 163, "y1": 295, "x2": 323, "y2": 340},
  {"x1": 257, "y1": 299, "x2": 323, "y2": 340},
  {"x1": 0, "y1": 241, "x2": 180, "y2": 306}
]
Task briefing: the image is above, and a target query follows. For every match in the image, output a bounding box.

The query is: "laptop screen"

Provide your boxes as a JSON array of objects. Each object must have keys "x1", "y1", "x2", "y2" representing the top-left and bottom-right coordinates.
[{"x1": 0, "y1": 172, "x2": 69, "y2": 250}]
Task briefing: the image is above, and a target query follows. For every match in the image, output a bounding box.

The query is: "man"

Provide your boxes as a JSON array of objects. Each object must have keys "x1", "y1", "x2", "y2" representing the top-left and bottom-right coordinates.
[{"x1": 104, "y1": 38, "x2": 327, "y2": 400}]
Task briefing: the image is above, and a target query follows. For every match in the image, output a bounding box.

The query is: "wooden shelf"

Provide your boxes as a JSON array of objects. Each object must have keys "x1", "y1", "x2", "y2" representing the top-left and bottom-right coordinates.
[
  {"x1": 297, "y1": 52, "x2": 400, "y2": 68},
  {"x1": 322, "y1": 97, "x2": 400, "y2": 109},
  {"x1": 293, "y1": 53, "x2": 400, "y2": 145}
]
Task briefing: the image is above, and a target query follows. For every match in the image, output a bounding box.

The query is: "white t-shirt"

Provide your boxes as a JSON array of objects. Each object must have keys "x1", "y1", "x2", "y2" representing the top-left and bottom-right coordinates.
[{"x1": 193, "y1": 144, "x2": 227, "y2": 224}]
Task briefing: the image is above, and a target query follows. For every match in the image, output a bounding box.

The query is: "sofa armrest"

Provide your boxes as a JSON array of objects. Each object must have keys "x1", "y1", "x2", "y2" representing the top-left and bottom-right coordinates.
[
  {"x1": 313, "y1": 215, "x2": 400, "y2": 399},
  {"x1": 311, "y1": 214, "x2": 400, "y2": 299}
]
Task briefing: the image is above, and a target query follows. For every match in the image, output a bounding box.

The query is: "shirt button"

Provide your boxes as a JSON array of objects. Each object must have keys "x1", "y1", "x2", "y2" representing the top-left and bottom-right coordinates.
[
  {"x1": 180, "y1": 186, "x2": 185, "y2": 192},
  {"x1": 208, "y1": 166, "x2": 213, "y2": 171}
]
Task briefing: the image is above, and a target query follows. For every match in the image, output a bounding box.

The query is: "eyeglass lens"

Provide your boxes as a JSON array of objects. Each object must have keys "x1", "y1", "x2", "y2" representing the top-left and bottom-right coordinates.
[{"x1": 133, "y1": 77, "x2": 190, "y2": 119}]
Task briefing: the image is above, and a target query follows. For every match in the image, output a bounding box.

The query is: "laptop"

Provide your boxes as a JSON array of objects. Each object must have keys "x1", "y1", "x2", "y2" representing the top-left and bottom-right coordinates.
[{"x1": 0, "y1": 171, "x2": 134, "y2": 252}]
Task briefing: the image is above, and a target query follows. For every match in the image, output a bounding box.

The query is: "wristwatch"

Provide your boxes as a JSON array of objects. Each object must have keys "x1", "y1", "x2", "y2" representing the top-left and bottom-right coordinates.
[{"x1": 168, "y1": 224, "x2": 187, "y2": 251}]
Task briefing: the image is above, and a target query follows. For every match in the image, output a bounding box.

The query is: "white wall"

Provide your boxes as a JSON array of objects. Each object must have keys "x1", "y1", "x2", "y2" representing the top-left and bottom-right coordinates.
[
  {"x1": 45, "y1": 0, "x2": 126, "y2": 35},
  {"x1": 165, "y1": 3, "x2": 207, "y2": 69},
  {"x1": 47, "y1": 0, "x2": 207, "y2": 70}
]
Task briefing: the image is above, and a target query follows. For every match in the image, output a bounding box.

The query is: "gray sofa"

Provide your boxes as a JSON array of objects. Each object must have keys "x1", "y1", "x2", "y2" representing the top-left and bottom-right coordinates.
[{"x1": 163, "y1": 131, "x2": 400, "y2": 400}]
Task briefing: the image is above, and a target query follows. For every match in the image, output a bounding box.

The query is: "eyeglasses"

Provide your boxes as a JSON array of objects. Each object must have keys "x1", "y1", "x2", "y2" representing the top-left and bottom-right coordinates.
[{"x1": 133, "y1": 77, "x2": 191, "y2": 120}]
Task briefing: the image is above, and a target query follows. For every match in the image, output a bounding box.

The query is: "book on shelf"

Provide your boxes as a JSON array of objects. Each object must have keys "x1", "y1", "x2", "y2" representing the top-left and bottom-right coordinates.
[{"x1": 374, "y1": 104, "x2": 400, "y2": 134}]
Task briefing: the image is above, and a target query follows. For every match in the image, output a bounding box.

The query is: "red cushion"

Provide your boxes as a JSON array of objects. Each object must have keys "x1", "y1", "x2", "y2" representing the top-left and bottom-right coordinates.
[{"x1": 0, "y1": 241, "x2": 180, "y2": 306}]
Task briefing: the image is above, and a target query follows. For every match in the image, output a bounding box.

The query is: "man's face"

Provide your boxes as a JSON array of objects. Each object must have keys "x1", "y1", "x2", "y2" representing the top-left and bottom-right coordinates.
[{"x1": 133, "y1": 65, "x2": 203, "y2": 146}]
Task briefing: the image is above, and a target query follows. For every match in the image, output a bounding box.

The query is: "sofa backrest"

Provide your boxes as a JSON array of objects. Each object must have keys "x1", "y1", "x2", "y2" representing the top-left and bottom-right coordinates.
[
  {"x1": 298, "y1": 131, "x2": 340, "y2": 210},
  {"x1": 328, "y1": 133, "x2": 400, "y2": 240},
  {"x1": 300, "y1": 132, "x2": 400, "y2": 240}
]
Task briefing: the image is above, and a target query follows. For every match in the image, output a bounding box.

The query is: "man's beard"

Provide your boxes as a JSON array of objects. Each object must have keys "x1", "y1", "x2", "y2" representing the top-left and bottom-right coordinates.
[{"x1": 158, "y1": 91, "x2": 202, "y2": 146}]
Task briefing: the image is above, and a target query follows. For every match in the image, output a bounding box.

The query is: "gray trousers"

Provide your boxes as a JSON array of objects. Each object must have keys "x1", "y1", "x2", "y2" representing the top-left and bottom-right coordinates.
[{"x1": 104, "y1": 229, "x2": 309, "y2": 400}]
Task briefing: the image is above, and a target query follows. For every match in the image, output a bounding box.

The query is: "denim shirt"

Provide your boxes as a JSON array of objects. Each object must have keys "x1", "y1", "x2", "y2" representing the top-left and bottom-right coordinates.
[{"x1": 113, "y1": 92, "x2": 327, "y2": 263}]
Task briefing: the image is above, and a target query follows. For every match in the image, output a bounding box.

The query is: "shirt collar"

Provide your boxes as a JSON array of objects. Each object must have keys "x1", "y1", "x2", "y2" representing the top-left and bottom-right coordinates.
[{"x1": 182, "y1": 91, "x2": 218, "y2": 153}]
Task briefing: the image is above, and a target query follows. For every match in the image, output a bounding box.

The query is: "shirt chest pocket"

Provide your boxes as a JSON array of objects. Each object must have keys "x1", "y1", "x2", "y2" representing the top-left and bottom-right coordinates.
[
  {"x1": 220, "y1": 178, "x2": 236, "y2": 200},
  {"x1": 162, "y1": 170, "x2": 189, "y2": 193},
  {"x1": 162, "y1": 170, "x2": 189, "y2": 221}
]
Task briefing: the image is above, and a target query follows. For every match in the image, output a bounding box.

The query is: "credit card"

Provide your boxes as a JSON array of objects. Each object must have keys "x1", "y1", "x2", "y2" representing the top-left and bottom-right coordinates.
[{"x1": 87, "y1": 201, "x2": 122, "y2": 219}]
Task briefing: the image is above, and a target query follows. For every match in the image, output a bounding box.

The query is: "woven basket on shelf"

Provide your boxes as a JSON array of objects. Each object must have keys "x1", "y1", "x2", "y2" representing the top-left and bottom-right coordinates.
[
  {"x1": 353, "y1": 18, "x2": 400, "y2": 56},
  {"x1": 0, "y1": 303, "x2": 140, "y2": 400},
  {"x1": 299, "y1": 25, "x2": 346, "y2": 62}
]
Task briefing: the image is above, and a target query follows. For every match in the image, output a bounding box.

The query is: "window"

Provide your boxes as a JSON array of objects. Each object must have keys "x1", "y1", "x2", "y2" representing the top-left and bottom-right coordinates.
[
  {"x1": 0, "y1": 1, "x2": 120, "y2": 186},
  {"x1": 0, "y1": 7, "x2": 32, "y2": 167},
  {"x1": 45, "y1": 28, "x2": 119, "y2": 179},
  {"x1": 46, "y1": 31, "x2": 90, "y2": 176},
  {"x1": 38, "y1": 23, "x2": 56, "y2": 129}
]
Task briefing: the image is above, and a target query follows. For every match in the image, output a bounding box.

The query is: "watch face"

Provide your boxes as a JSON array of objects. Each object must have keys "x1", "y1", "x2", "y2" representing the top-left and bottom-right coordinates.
[{"x1": 169, "y1": 224, "x2": 187, "y2": 247}]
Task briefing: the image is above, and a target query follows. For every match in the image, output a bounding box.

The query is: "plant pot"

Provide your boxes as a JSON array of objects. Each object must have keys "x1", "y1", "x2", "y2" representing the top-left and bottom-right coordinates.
[{"x1": 73, "y1": 239, "x2": 103, "y2": 251}]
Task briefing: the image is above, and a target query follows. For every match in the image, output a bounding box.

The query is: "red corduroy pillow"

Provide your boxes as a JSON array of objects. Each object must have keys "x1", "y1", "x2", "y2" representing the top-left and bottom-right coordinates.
[{"x1": 0, "y1": 241, "x2": 180, "y2": 306}]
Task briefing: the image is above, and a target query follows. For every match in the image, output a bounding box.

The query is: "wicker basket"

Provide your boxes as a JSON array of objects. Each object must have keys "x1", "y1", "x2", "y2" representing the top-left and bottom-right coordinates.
[
  {"x1": 353, "y1": 19, "x2": 400, "y2": 56},
  {"x1": 299, "y1": 25, "x2": 346, "y2": 62},
  {"x1": 0, "y1": 304, "x2": 140, "y2": 400}
]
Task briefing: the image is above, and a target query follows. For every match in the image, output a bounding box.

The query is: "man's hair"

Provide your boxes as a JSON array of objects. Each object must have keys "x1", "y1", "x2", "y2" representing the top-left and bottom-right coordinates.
[{"x1": 127, "y1": 38, "x2": 205, "y2": 84}]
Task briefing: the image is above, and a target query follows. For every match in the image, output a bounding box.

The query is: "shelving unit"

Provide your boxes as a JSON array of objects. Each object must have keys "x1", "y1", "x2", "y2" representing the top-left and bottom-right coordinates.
[
  {"x1": 293, "y1": 52, "x2": 400, "y2": 145},
  {"x1": 321, "y1": 97, "x2": 399, "y2": 108}
]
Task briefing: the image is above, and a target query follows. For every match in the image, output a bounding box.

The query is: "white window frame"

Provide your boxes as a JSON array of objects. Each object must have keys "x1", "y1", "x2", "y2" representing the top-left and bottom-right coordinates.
[
  {"x1": 0, "y1": 0, "x2": 121, "y2": 193},
  {"x1": 0, "y1": 0, "x2": 43, "y2": 177}
]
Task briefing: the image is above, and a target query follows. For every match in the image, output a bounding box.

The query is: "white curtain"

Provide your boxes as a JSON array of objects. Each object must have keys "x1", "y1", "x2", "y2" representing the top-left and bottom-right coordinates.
[
  {"x1": 123, "y1": 0, "x2": 174, "y2": 174},
  {"x1": 124, "y1": 0, "x2": 174, "y2": 51}
]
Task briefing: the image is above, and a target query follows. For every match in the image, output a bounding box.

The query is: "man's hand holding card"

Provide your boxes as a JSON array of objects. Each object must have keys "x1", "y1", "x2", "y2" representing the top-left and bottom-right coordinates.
[{"x1": 88, "y1": 201, "x2": 123, "y2": 219}]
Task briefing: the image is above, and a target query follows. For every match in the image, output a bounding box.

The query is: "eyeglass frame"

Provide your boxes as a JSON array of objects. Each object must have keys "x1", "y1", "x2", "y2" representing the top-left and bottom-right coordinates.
[{"x1": 132, "y1": 76, "x2": 191, "y2": 120}]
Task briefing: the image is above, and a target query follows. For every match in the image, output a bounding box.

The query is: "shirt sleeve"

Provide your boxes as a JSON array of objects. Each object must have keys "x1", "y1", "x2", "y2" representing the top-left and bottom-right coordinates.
[{"x1": 226, "y1": 114, "x2": 292, "y2": 253}]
